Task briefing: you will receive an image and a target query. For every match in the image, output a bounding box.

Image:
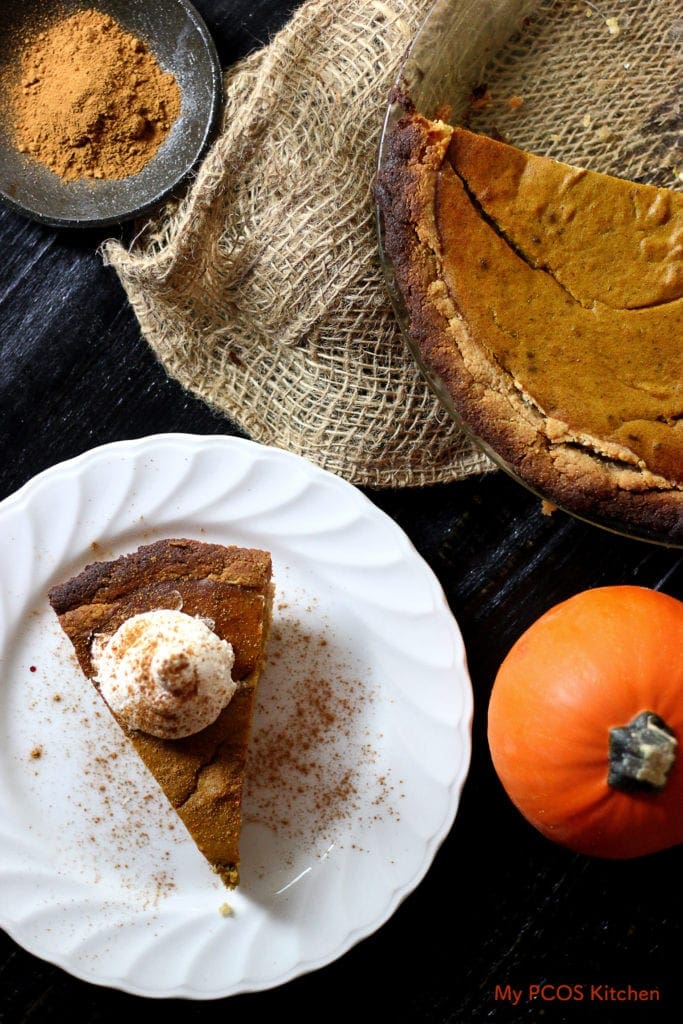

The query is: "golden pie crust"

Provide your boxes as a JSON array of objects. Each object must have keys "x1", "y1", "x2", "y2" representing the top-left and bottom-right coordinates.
[
  {"x1": 49, "y1": 538, "x2": 274, "y2": 887},
  {"x1": 377, "y1": 109, "x2": 683, "y2": 540}
]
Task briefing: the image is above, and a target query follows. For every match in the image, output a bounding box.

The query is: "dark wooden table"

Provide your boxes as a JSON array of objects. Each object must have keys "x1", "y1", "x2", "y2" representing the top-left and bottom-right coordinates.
[{"x1": 1, "y1": 2, "x2": 681, "y2": 1021}]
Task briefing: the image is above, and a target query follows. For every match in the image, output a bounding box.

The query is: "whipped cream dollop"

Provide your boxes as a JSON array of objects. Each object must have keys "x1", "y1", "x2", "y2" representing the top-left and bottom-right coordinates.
[{"x1": 92, "y1": 609, "x2": 236, "y2": 739}]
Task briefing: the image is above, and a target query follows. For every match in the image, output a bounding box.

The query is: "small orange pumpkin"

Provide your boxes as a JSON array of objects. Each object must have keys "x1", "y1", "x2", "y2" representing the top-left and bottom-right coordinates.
[{"x1": 487, "y1": 586, "x2": 683, "y2": 858}]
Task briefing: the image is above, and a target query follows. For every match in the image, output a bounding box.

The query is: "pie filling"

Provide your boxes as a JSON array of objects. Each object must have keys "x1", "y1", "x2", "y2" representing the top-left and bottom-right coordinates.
[
  {"x1": 436, "y1": 138, "x2": 683, "y2": 485},
  {"x1": 411, "y1": 120, "x2": 682, "y2": 486}
]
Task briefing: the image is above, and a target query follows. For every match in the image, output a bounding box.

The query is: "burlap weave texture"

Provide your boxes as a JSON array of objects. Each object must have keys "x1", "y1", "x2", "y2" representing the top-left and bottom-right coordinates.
[{"x1": 104, "y1": 0, "x2": 681, "y2": 488}]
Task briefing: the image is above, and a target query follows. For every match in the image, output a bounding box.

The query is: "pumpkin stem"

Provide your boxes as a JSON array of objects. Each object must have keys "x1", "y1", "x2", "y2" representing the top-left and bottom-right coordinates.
[{"x1": 608, "y1": 711, "x2": 677, "y2": 793}]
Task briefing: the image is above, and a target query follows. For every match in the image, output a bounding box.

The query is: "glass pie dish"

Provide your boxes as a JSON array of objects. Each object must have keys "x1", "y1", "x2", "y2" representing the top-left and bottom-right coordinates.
[{"x1": 376, "y1": 0, "x2": 683, "y2": 547}]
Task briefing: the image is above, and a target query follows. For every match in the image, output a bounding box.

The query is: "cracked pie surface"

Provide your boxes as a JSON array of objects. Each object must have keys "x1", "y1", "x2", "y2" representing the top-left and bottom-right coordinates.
[
  {"x1": 49, "y1": 538, "x2": 274, "y2": 887},
  {"x1": 377, "y1": 112, "x2": 683, "y2": 540}
]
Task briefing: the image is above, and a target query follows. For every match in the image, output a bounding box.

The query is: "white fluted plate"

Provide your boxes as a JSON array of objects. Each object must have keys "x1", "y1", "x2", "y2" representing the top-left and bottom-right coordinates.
[{"x1": 0, "y1": 434, "x2": 472, "y2": 998}]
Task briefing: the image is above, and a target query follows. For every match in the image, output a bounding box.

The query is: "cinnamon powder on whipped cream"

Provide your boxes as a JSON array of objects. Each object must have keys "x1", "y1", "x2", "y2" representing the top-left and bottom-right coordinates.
[{"x1": 92, "y1": 609, "x2": 236, "y2": 739}]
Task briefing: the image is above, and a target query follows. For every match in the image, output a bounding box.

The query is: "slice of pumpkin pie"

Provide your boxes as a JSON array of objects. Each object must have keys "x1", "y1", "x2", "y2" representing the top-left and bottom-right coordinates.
[
  {"x1": 377, "y1": 110, "x2": 683, "y2": 540},
  {"x1": 49, "y1": 538, "x2": 274, "y2": 887}
]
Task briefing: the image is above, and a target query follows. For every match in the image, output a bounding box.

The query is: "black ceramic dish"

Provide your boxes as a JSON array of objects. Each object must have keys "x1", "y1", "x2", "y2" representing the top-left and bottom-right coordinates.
[{"x1": 0, "y1": 0, "x2": 223, "y2": 228}]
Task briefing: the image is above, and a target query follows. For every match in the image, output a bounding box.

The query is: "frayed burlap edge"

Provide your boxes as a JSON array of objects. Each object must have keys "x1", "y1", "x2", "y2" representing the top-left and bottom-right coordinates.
[{"x1": 103, "y1": 0, "x2": 493, "y2": 489}]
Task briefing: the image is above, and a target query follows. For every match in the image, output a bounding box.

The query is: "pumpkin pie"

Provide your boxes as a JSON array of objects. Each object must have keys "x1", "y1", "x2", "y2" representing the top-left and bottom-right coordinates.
[
  {"x1": 376, "y1": 109, "x2": 683, "y2": 540},
  {"x1": 49, "y1": 538, "x2": 274, "y2": 887}
]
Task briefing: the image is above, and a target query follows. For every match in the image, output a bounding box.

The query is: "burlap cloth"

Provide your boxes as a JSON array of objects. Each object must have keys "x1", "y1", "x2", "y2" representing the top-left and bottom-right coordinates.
[{"x1": 104, "y1": 0, "x2": 681, "y2": 488}]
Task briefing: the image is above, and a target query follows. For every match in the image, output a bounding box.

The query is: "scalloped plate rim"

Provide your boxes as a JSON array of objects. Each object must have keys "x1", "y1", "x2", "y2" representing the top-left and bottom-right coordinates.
[{"x1": 0, "y1": 433, "x2": 473, "y2": 998}]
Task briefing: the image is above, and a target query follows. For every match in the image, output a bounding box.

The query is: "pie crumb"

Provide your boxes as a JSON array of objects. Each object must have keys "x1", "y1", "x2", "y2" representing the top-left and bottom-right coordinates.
[{"x1": 218, "y1": 902, "x2": 233, "y2": 917}]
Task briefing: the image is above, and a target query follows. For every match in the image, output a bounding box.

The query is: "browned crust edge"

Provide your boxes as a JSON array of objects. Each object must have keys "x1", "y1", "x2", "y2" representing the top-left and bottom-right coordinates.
[
  {"x1": 49, "y1": 537, "x2": 272, "y2": 613},
  {"x1": 376, "y1": 113, "x2": 683, "y2": 544}
]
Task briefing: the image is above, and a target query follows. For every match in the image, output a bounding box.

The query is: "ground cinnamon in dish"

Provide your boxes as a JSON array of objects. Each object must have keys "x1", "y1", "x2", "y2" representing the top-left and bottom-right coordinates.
[{"x1": 7, "y1": 9, "x2": 181, "y2": 180}]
